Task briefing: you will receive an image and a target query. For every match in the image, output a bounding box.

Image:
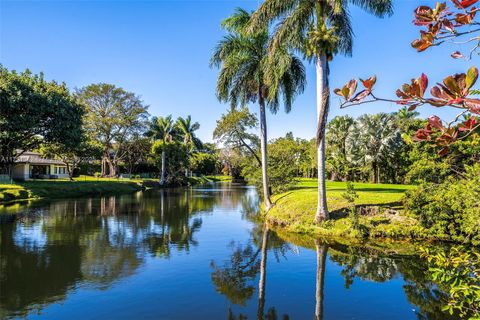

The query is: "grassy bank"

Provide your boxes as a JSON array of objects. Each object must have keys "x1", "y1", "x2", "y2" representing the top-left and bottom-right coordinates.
[
  {"x1": 0, "y1": 176, "x2": 147, "y2": 203},
  {"x1": 266, "y1": 179, "x2": 427, "y2": 241},
  {"x1": 0, "y1": 174, "x2": 233, "y2": 204}
]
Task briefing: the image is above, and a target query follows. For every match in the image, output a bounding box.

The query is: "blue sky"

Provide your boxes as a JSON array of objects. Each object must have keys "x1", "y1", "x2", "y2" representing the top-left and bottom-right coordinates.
[{"x1": 0, "y1": 0, "x2": 473, "y2": 142}]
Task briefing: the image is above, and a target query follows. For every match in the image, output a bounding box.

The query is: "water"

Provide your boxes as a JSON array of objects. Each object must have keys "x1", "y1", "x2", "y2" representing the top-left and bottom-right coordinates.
[{"x1": 0, "y1": 183, "x2": 452, "y2": 319}]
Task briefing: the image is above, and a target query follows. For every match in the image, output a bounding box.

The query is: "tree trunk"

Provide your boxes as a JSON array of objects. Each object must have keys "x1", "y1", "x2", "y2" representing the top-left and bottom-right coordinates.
[
  {"x1": 372, "y1": 162, "x2": 378, "y2": 184},
  {"x1": 259, "y1": 99, "x2": 273, "y2": 211},
  {"x1": 160, "y1": 150, "x2": 166, "y2": 185},
  {"x1": 66, "y1": 162, "x2": 74, "y2": 181},
  {"x1": 315, "y1": 240, "x2": 328, "y2": 320},
  {"x1": 257, "y1": 223, "x2": 269, "y2": 320},
  {"x1": 315, "y1": 54, "x2": 330, "y2": 223}
]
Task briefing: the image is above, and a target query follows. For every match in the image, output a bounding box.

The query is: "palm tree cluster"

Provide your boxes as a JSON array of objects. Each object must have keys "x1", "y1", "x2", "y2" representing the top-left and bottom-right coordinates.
[
  {"x1": 212, "y1": 1, "x2": 393, "y2": 220},
  {"x1": 211, "y1": 8, "x2": 306, "y2": 211},
  {"x1": 146, "y1": 115, "x2": 202, "y2": 185},
  {"x1": 326, "y1": 113, "x2": 404, "y2": 184}
]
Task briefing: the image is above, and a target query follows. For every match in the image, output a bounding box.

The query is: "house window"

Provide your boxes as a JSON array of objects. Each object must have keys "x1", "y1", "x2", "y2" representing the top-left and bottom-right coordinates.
[{"x1": 54, "y1": 167, "x2": 58, "y2": 174}]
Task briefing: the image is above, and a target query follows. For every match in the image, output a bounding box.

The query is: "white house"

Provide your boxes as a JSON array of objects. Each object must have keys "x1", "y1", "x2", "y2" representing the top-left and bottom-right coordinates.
[{"x1": 12, "y1": 151, "x2": 69, "y2": 180}]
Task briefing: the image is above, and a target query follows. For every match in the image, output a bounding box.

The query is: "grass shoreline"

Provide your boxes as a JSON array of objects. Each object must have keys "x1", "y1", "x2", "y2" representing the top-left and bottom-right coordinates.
[
  {"x1": 0, "y1": 175, "x2": 232, "y2": 205},
  {"x1": 264, "y1": 179, "x2": 429, "y2": 243}
]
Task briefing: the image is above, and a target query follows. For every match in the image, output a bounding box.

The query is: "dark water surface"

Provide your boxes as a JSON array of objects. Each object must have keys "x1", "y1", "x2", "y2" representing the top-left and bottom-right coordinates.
[{"x1": 0, "y1": 183, "x2": 451, "y2": 319}]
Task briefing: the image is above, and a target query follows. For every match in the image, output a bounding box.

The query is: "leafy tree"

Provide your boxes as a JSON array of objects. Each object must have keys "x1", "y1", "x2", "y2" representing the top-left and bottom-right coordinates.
[
  {"x1": 76, "y1": 83, "x2": 149, "y2": 177},
  {"x1": 146, "y1": 115, "x2": 175, "y2": 185},
  {"x1": 119, "y1": 134, "x2": 152, "y2": 175},
  {"x1": 248, "y1": 0, "x2": 393, "y2": 222},
  {"x1": 190, "y1": 152, "x2": 218, "y2": 175},
  {"x1": 218, "y1": 147, "x2": 246, "y2": 179},
  {"x1": 213, "y1": 106, "x2": 261, "y2": 166},
  {"x1": 151, "y1": 140, "x2": 189, "y2": 186},
  {"x1": 211, "y1": 8, "x2": 306, "y2": 211},
  {"x1": 0, "y1": 67, "x2": 83, "y2": 176},
  {"x1": 41, "y1": 139, "x2": 102, "y2": 180},
  {"x1": 243, "y1": 133, "x2": 300, "y2": 194}
]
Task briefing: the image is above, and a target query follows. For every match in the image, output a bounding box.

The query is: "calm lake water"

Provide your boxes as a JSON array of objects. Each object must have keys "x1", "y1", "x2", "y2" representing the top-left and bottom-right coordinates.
[{"x1": 0, "y1": 183, "x2": 453, "y2": 319}]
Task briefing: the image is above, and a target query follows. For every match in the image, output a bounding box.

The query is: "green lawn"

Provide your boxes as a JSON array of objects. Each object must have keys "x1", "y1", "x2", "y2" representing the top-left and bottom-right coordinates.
[
  {"x1": 0, "y1": 176, "x2": 148, "y2": 204},
  {"x1": 267, "y1": 178, "x2": 425, "y2": 242},
  {"x1": 0, "y1": 174, "x2": 233, "y2": 204}
]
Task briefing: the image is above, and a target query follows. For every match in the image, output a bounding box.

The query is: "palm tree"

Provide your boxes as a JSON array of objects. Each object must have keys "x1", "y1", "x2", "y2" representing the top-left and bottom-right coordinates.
[
  {"x1": 326, "y1": 115, "x2": 355, "y2": 181},
  {"x1": 176, "y1": 115, "x2": 202, "y2": 177},
  {"x1": 176, "y1": 116, "x2": 202, "y2": 151},
  {"x1": 350, "y1": 113, "x2": 402, "y2": 183},
  {"x1": 211, "y1": 8, "x2": 306, "y2": 211},
  {"x1": 248, "y1": 0, "x2": 393, "y2": 222},
  {"x1": 146, "y1": 115, "x2": 175, "y2": 185}
]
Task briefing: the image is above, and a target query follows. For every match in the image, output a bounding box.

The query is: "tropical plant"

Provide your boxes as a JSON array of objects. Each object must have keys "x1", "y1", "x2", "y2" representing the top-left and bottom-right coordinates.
[
  {"x1": 211, "y1": 7, "x2": 306, "y2": 211},
  {"x1": 176, "y1": 115, "x2": 202, "y2": 177},
  {"x1": 248, "y1": 0, "x2": 393, "y2": 222},
  {"x1": 146, "y1": 115, "x2": 175, "y2": 185},
  {"x1": 349, "y1": 113, "x2": 402, "y2": 183},
  {"x1": 325, "y1": 115, "x2": 355, "y2": 181},
  {"x1": 176, "y1": 115, "x2": 202, "y2": 152}
]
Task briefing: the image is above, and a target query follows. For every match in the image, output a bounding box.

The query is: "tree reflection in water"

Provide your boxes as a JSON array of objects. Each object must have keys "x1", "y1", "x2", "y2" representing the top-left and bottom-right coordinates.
[
  {"x1": 0, "y1": 187, "x2": 223, "y2": 318},
  {"x1": 211, "y1": 222, "x2": 291, "y2": 320},
  {"x1": 0, "y1": 185, "x2": 469, "y2": 319},
  {"x1": 328, "y1": 243, "x2": 457, "y2": 320}
]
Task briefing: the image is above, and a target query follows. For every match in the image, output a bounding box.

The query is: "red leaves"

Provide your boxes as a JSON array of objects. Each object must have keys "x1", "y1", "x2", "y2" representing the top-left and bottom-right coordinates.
[
  {"x1": 396, "y1": 74, "x2": 429, "y2": 101},
  {"x1": 414, "y1": 124, "x2": 433, "y2": 141},
  {"x1": 428, "y1": 66, "x2": 479, "y2": 105},
  {"x1": 361, "y1": 75, "x2": 376, "y2": 91},
  {"x1": 412, "y1": 31, "x2": 436, "y2": 52},
  {"x1": 337, "y1": 67, "x2": 480, "y2": 156},
  {"x1": 334, "y1": 75, "x2": 376, "y2": 104},
  {"x1": 428, "y1": 115, "x2": 445, "y2": 129},
  {"x1": 458, "y1": 116, "x2": 477, "y2": 131},
  {"x1": 412, "y1": 1, "x2": 478, "y2": 53},
  {"x1": 414, "y1": 6, "x2": 439, "y2": 25},
  {"x1": 414, "y1": 119, "x2": 460, "y2": 155},
  {"x1": 455, "y1": 8, "x2": 477, "y2": 24},
  {"x1": 333, "y1": 79, "x2": 357, "y2": 100},
  {"x1": 451, "y1": 51, "x2": 464, "y2": 59},
  {"x1": 452, "y1": 0, "x2": 478, "y2": 9}
]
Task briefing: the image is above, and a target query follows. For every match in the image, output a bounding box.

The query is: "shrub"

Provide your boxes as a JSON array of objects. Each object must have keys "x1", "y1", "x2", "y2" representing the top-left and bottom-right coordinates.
[{"x1": 404, "y1": 164, "x2": 480, "y2": 244}]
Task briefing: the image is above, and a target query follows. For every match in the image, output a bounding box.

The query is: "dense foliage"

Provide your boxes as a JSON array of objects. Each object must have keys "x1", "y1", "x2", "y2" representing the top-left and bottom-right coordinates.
[
  {"x1": 405, "y1": 164, "x2": 480, "y2": 244},
  {"x1": 0, "y1": 67, "x2": 84, "y2": 174},
  {"x1": 421, "y1": 246, "x2": 480, "y2": 319}
]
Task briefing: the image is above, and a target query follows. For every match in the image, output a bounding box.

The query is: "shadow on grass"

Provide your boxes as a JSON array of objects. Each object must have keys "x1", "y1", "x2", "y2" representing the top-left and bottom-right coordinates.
[{"x1": 328, "y1": 201, "x2": 404, "y2": 221}]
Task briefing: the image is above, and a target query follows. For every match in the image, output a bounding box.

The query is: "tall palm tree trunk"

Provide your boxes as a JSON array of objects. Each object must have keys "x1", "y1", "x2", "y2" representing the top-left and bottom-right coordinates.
[
  {"x1": 257, "y1": 223, "x2": 269, "y2": 319},
  {"x1": 315, "y1": 54, "x2": 330, "y2": 223},
  {"x1": 315, "y1": 240, "x2": 328, "y2": 320},
  {"x1": 160, "y1": 149, "x2": 166, "y2": 185},
  {"x1": 259, "y1": 98, "x2": 273, "y2": 211}
]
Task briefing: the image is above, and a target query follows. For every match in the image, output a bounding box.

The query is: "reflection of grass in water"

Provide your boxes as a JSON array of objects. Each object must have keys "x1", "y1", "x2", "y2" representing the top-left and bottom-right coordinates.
[{"x1": 267, "y1": 179, "x2": 424, "y2": 242}]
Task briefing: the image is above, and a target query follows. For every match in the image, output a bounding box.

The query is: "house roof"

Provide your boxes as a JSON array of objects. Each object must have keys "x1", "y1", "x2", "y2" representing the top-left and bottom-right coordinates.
[{"x1": 16, "y1": 154, "x2": 66, "y2": 166}]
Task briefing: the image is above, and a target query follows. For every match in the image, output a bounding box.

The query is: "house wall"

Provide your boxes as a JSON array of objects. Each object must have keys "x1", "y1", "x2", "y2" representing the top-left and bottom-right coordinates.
[
  {"x1": 12, "y1": 163, "x2": 29, "y2": 180},
  {"x1": 51, "y1": 165, "x2": 70, "y2": 179}
]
